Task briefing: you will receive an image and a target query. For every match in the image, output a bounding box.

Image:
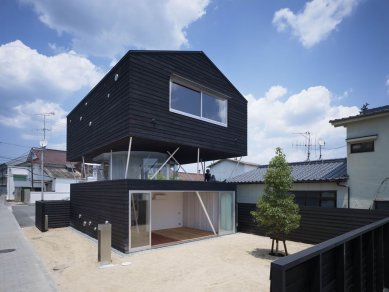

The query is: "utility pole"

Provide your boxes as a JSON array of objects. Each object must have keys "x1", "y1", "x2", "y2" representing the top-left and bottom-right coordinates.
[{"x1": 37, "y1": 112, "x2": 54, "y2": 201}]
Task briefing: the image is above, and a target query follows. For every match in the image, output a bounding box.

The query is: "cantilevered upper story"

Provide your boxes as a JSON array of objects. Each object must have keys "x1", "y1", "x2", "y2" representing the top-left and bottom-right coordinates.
[{"x1": 67, "y1": 51, "x2": 247, "y2": 169}]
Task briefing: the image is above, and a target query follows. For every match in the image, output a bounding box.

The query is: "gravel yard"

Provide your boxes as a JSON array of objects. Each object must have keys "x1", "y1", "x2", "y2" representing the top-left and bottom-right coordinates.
[{"x1": 23, "y1": 227, "x2": 311, "y2": 292}]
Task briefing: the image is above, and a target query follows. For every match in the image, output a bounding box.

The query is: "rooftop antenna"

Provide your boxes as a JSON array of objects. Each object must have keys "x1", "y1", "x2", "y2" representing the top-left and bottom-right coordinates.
[
  {"x1": 36, "y1": 112, "x2": 55, "y2": 200},
  {"x1": 318, "y1": 139, "x2": 326, "y2": 160},
  {"x1": 292, "y1": 131, "x2": 312, "y2": 161}
]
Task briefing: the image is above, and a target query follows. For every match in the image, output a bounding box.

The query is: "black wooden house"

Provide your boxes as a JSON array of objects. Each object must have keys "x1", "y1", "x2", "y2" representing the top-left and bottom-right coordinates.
[{"x1": 67, "y1": 51, "x2": 247, "y2": 253}]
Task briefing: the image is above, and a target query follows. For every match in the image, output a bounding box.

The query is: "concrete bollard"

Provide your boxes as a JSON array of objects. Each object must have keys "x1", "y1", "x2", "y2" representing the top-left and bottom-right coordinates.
[
  {"x1": 98, "y1": 223, "x2": 112, "y2": 266},
  {"x1": 44, "y1": 215, "x2": 48, "y2": 232}
]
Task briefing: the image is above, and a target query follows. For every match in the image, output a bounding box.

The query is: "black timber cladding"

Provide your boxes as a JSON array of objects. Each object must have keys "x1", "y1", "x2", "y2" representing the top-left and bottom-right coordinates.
[
  {"x1": 67, "y1": 51, "x2": 247, "y2": 163},
  {"x1": 35, "y1": 200, "x2": 70, "y2": 232},
  {"x1": 70, "y1": 180, "x2": 236, "y2": 253},
  {"x1": 238, "y1": 203, "x2": 389, "y2": 244}
]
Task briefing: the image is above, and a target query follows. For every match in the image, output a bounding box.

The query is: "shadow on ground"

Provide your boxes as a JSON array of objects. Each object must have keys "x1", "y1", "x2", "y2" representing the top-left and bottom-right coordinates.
[{"x1": 247, "y1": 248, "x2": 280, "y2": 260}]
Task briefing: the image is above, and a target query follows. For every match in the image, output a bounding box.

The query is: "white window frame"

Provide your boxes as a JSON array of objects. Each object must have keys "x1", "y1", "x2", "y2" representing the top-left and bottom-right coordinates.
[{"x1": 169, "y1": 76, "x2": 228, "y2": 127}]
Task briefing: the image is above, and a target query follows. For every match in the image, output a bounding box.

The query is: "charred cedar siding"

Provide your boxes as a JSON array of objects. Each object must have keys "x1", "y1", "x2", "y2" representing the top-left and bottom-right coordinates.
[
  {"x1": 128, "y1": 53, "x2": 247, "y2": 158},
  {"x1": 67, "y1": 51, "x2": 247, "y2": 162},
  {"x1": 66, "y1": 54, "x2": 131, "y2": 161},
  {"x1": 238, "y1": 203, "x2": 389, "y2": 244},
  {"x1": 35, "y1": 201, "x2": 70, "y2": 231},
  {"x1": 70, "y1": 180, "x2": 236, "y2": 253},
  {"x1": 70, "y1": 181, "x2": 130, "y2": 253}
]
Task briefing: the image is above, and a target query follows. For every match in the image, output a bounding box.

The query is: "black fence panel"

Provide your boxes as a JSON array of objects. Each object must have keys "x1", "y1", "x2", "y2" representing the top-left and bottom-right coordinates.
[
  {"x1": 270, "y1": 218, "x2": 389, "y2": 292},
  {"x1": 238, "y1": 203, "x2": 389, "y2": 244},
  {"x1": 35, "y1": 200, "x2": 70, "y2": 231}
]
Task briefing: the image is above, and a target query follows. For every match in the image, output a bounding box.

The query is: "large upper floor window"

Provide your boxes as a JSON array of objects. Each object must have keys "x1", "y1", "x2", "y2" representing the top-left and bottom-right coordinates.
[{"x1": 170, "y1": 80, "x2": 227, "y2": 126}]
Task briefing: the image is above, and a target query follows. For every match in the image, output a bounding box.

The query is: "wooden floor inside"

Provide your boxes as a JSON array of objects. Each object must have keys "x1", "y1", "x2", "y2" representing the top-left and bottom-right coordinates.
[{"x1": 152, "y1": 227, "x2": 214, "y2": 246}]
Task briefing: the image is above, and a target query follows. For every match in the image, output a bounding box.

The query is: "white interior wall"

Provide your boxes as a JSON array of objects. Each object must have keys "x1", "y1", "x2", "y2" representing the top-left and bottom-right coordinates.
[
  {"x1": 151, "y1": 192, "x2": 183, "y2": 231},
  {"x1": 183, "y1": 192, "x2": 218, "y2": 232}
]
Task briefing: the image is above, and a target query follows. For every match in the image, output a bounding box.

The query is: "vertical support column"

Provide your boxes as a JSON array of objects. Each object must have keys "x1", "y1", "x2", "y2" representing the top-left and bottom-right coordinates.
[
  {"x1": 375, "y1": 226, "x2": 384, "y2": 291},
  {"x1": 311, "y1": 255, "x2": 322, "y2": 292},
  {"x1": 353, "y1": 236, "x2": 363, "y2": 292},
  {"x1": 197, "y1": 148, "x2": 200, "y2": 174},
  {"x1": 336, "y1": 243, "x2": 346, "y2": 292},
  {"x1": 109, "y1": 150, "x2": 113, "y2": 180},
  {"x1": 124, "y1": 137, "x2": 132, "y2": 179},
  {"x1": 41, "y1": 148, "x2": 44, "y2": 200},
  {"x1": 384, "y1": 223, "x2": 389, "y2": 289},
  {"x1": 82, "y1": 156, "x2": 85, "y2": 180},
  {"x1": 366, "y1": 231, "x2": 375, "y2": 291}
]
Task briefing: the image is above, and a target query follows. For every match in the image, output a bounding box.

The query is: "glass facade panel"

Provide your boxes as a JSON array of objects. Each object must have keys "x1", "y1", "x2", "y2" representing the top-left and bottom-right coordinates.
[
  {"x1": 170, "y1": 82, "x2": 201, "y2": 117},
  {"x1": 202, "y1": 93, "x2": 227, "y2": 124},
  {"x1": 219, "y1": 191, "x2": 234, "y2": 235},
  {"x1": 130, "y1": 192, "x2": 151, "y2": 249}
]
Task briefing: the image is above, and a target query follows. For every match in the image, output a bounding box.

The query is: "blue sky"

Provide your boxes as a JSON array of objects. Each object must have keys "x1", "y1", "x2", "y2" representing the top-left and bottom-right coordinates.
[{"x1": 1, "y1": 0, "x2": 388, "y2": 165}]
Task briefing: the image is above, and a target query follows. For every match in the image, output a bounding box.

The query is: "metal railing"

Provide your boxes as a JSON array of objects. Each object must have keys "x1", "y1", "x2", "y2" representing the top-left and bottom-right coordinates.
[{"x1": 270, "y1": 217, "x2": 389, "y2": 291}]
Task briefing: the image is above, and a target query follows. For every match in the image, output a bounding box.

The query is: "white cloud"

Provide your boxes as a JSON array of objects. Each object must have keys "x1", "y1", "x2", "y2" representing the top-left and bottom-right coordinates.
[
  {"x1": 0, "y1": 99, "x2": 67, "y2": 142},
  {"x1": 21, "y1": 0, "x2": 210, "y2": 58},
  {"x1": 0, "y1": 40, "x2": 102, "y2": 108},
  {"x1": 386, "y1": 78, "x2": 389, "y2": 92},
  {"x1": 246, "y1": 85, "x2": 359, "y2": 164},
  {"x1": 273, "y1": 0, "x2": 359, "y2": 48}
]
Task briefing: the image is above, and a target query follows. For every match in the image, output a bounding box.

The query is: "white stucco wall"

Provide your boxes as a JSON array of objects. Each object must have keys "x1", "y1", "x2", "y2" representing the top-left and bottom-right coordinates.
[
  {"x1": 210, "y1": 160, "x2": 257, "y2": 181},
  {"x1": 346, "y1": 115, "x2": 389, "y2": 208},
  {"x1": 29, "y1": 191, "x2": 70, "y2": 204},
  {"x1": 237, "y1": 182, "x2": 348, "y2": 208},
  {"x1": 151, "y1": 192, "x2": 183, "y2": 231},
  {"x1": 54, "y1": 178, "x2": 78, "y2": 192}
]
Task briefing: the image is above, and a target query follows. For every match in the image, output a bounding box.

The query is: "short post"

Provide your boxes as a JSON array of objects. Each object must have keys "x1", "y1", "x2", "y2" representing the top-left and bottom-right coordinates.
[
  {"x1": 44, "y1": 214, "x2": 48, "y2": 232},
  {"x1": 98, "y1": 223, "x2": 112, "y2": 266}
]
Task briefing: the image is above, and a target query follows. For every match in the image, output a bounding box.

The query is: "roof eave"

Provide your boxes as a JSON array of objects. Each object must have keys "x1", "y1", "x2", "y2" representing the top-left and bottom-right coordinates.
[{"x1": 330, "y1": 111, "x2": 389, "y2": 127}]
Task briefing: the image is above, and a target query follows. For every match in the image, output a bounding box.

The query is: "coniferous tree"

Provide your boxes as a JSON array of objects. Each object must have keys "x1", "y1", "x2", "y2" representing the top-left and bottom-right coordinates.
[{"x1": 251, "y1": 147, "x2": 301, "y2": 256}]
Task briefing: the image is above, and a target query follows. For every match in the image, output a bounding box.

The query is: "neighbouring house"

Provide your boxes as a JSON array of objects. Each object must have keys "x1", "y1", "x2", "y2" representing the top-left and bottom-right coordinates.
[
  {"x1": 208, "y1": 158, "x2": 259, "y2": 181},
  {"x1": 228, "y1": 158, "x2": 349, "y2": 208},
  {"x1": 330, "y1": 105, "x2": 389, "y2": 210},
  {"x1": 67, "y1": 50, "x2": 247, "y2": 253},
  {"x1": 0, "y1": 148, "x2": 80, "y2": 203}
]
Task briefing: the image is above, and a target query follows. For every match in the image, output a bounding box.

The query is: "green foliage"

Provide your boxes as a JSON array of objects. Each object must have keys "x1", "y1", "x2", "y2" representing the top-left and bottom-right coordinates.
[{"x1": 250, "y1": 147, "x2": 301, "y2": 238}]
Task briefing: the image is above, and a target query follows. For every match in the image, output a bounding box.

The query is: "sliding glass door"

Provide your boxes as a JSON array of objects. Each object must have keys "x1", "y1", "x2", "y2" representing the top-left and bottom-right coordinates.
[
  {"x1": 219, "y1": 191, "x2": 235, "y2": 235},
  {"x1": 130, "y1": 192, "x2": 151, "y2": 251}
]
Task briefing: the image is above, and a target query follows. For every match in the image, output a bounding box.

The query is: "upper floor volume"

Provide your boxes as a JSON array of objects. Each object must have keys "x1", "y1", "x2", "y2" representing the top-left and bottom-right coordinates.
[{"x1": 67, "y1": 51, "x2": 247, "y2": 164}]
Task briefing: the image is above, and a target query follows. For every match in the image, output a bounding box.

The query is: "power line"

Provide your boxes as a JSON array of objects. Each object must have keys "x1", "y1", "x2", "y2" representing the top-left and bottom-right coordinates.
[
  {"x1": 323, "y1": 145, "x2": 346, "y2": 150},
  {"x1": 0, "y1": 141, "x2": 31, "y2": 148}
]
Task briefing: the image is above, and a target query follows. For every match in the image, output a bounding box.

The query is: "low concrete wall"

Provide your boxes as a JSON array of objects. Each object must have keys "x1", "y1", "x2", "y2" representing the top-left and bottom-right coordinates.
[{"x1": 28, "y1": 191, "x2": 70, "y2": 204}]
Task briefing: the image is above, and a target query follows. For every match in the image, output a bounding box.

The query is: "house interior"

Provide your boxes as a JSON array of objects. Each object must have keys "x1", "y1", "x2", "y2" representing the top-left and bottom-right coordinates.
[{"x1": 130, "y1": 191, "x2": 235, "y2": 251}]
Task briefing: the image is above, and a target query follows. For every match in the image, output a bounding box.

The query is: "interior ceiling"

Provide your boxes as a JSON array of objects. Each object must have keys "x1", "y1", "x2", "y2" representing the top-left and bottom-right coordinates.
[{"x1": 82, "y1": 136, "x2": 237, "y2": 165}]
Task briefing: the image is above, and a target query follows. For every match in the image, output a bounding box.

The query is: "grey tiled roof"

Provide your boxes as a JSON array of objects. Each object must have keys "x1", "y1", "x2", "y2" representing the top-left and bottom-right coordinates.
[
  {"x1": 227, "y1": 158, "x2": 347, "y2": 184},
  {"x1": 330, "y1": 105, "x2": 389, "y2": 124}
]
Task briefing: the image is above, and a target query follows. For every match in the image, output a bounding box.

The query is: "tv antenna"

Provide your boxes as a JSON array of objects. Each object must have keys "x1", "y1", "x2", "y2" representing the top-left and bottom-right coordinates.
[
  {"x1": 317, "y1": 139, "x2": 326, "y2": 160},
  {"x1": 292, "y1": 131, "x2": 312, "y2": 161},
  {"x1": 292, "y1": 132, "x2": 326, "y2": 161}
]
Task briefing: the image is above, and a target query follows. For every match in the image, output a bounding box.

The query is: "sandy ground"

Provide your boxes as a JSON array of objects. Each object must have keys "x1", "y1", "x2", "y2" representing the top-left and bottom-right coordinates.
[{"x1": 23, "y1": 227, "x2": 311, "y2": 292}]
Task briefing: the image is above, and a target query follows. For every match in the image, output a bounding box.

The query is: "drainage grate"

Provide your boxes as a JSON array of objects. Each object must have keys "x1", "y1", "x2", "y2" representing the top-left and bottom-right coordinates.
[{"x1": 0, "y1": 249, "x2": 16, "y2": 254}]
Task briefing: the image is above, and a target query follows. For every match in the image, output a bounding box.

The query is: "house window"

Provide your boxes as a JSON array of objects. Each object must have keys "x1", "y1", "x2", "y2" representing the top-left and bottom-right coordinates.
[
  {"x1": 170, "y1": 81, "x2": 227, "y2": 126},
  {"x1": 292, "y1": 191, "x2": 337, "y2": 208},
  {"x1": 350, "y1": 141, "x2": 374, "y2": 153},
  {"x1": 13, "y1": 175, "x2": 27, "y2": 181}
]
